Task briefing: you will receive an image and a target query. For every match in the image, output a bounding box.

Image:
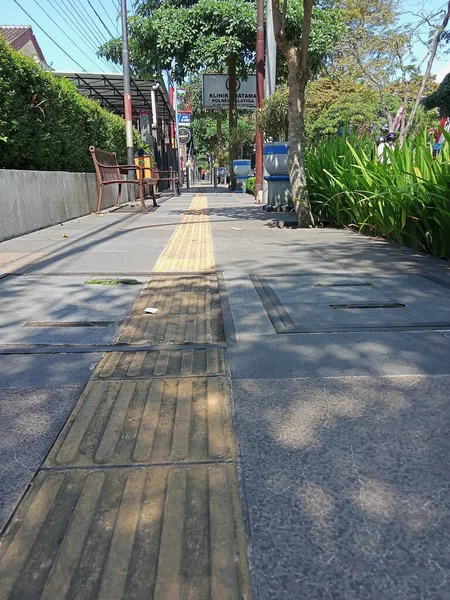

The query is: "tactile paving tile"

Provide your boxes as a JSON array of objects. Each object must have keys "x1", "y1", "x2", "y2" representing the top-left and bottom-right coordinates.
[
  {"x1": 153, "y1": 195, "x2": 214, "y2": 272},
  {"x1": 116, "y1": 275, "x2": 225, "y2": 345},
  {"x1": 0, "y1": 465, "x2": 251, "y2": 600},
  {"x1": 45, "y1": 377, "x2": 235, "y2": 467},
  {"x1": 94, "y1": 348, "x2": 227, "y2": 379}
]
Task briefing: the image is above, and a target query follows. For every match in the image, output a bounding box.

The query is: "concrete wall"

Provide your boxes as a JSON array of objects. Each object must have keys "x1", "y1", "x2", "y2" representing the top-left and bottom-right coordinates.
[{"x1": 0, "y1": 169, "x2": 132, "y2": 242}]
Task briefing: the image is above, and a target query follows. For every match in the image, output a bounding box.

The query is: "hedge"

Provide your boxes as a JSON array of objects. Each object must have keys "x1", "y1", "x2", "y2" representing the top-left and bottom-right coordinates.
[{"x1": 0, "y1": 37, "x2": 140, "y2": 172}]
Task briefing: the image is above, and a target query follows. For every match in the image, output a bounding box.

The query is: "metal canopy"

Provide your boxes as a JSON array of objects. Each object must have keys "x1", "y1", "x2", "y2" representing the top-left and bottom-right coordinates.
[{"x1": 53, "y1": 72, "x2": 175, "y2": 122}]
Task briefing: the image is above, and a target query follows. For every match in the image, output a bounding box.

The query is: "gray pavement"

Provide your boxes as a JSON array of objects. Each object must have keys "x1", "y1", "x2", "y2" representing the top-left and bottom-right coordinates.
[{"x1": 2, "y1": 187, "x2": 450, "y2": 598}]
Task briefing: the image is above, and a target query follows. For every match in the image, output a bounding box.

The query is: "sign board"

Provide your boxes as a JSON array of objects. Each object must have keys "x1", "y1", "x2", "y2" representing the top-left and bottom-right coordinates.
[
  {"x1": 202, "y1": 74, "x2": 256, "y2": 109},
  {"x1": 179, "y1": 127, "x2": 191, "y2": 145},
  {"x1": 178, "y1": 113, "x2": 191, "y2": 126}
]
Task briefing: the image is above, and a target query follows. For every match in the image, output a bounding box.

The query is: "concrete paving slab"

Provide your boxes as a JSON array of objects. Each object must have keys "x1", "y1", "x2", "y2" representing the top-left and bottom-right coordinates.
[
  {"x1": 229, "y1": 331, "x2": 450, "y2": 379},
  {"x1": 0, "y1": 385, "x2": 84, "y2": 532},
  {"x1": 234, "y1": 375, "x2": 450, "y2": 600},
  {"x1": 0, "y1": 353, "x2": 101, "y2": 388},
  {"x1": 26, "y1": 249, "x2": 169, "y2": 275},
  {"x1": 215, "y1": 251, "x2": 342, "y2": 274},
  {"x1": 46, "y1": 376, "x2": 234, "y2": 466},
  {"x1": 0, "y1": 276, "x2": 144, "y2": 345},
  {"x1": 0, "y1": 464, "x2": 250, "y2": 600}
]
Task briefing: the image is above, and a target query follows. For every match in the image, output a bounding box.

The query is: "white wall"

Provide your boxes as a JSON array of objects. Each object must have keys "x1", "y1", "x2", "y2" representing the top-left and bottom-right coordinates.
[{"x1": 0, "y1": 170, "x2": 132, "y2": 242}]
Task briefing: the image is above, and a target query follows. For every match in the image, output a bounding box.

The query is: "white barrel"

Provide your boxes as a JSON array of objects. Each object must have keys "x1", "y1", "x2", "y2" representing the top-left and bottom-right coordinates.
[
  {"x1": 232, "y1": 159, "x2": 251, "y2": 178},
  {"x1": 263, "y1": 142, "x2": 289, "y2": 176}
]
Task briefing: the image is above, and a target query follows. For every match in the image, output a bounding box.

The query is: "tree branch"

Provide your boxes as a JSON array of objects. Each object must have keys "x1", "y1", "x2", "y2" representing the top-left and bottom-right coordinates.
[
  {"x1": 272, "y1": 0, "x2": 290, "y2": 56},
  {"x1": 299, "y1": 0, "x2": 313, "y2": 76},
  {"x1": 401, "y1": 0, "x2": 450, "y2": 140}
]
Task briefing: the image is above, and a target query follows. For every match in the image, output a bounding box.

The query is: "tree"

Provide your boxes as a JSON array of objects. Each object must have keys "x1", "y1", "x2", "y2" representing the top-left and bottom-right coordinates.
[
  {"x1": 259, "y1": 77, "x2": 380, "y2": 142},
  {"x1": 305, "y1": 76, "x2": 380, "y2": 138},
  {"x1": 334, "y1": 0, "x2": 450, "y2": 143},
  {"x1": 422, "y1": 73, "x2": 450, "y2": 117},
  {"x1": 271, "y1": 1, "x2": 344, "y2": 226},
  {"x1": 100, "y1": 0, "x2": 257, "y2": 188}
]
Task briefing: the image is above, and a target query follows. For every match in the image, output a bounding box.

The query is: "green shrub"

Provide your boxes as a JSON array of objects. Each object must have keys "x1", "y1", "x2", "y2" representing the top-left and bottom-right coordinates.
[
  {"x1": 306, "y1": 129, "x2": 450, "y2": 258},
  {"x1": 246, "y1": 176, "x2": 256, "y2": 196},
  {"x1": 0, "y1": 37, "x2": 140, "y2": 172}
]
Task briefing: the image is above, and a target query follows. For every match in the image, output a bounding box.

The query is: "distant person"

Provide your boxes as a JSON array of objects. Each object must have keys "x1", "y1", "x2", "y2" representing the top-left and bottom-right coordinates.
[
  {"x1": 201, "y1": 169, "x2": 206, "y2": 180},
  {"x1": 376, "y1": 135, "x2": 387, "y2": 162},
  {"x1": 386, "y1": 132, "x2": 397, "y2": 150}
]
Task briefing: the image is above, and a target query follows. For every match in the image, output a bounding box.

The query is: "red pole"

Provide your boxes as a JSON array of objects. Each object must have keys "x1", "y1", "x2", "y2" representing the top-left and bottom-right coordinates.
[{"x1": 255, "y1": 0, "x2": 265, "y2": 201}]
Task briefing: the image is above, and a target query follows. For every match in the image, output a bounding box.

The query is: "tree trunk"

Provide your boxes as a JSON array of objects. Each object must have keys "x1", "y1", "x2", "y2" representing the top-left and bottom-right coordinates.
[
  {"x1": 287, "y1": 56, "x2": 314, "y2": 227},
  {"x1": 228, "y1": 54, "x2": 238, "y2": 190},
  {"x1": 217, "y1": 115, "x2": 225, "y2": 166}
]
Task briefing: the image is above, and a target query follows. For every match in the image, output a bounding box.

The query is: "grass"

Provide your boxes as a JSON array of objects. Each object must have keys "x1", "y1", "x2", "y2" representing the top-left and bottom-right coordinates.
[
  {"x1": 306, "y1": 128, "x2": 450, "y2": 259},
  {"x1": 85, "y1": 278, "x2": 141, "y2": 285}
]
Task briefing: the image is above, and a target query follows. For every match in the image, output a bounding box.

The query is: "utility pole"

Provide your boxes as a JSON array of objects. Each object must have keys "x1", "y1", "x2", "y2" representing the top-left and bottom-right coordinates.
[
  {"x1": 265, "y1": 0, "x2": 277, "y2": 97},
  {"x1": 255, "y1": 0, "x2": 265, "y2": 202},
  {"x1": 173, "y1": 76, "x2": 183, "y2": 183},
  {"x1": 121, "y1": 0, "x2": 134, "y2": 171},
  {"x1": 262, "y1": 0, "x2": 277, "y2": 205}
]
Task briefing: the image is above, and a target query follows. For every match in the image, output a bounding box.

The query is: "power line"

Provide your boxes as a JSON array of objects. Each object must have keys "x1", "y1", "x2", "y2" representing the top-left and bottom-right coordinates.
[
  {"x1": 11, "y1": 0, "x2": 87, "y2": 71},
  {"x1": 58, "y1": 0, "x2": 107, "y2": 50},
  {"x1": 31, "y1": 0, "x2": 109, "y2": 72},
  {"x1": 72, "y1": 0, "x2": 111, "y2": 49},
  {"x1": 87, "y1": 0, "x2": 115, "y2": 39},
  {"x1": 58, "y1": 0, "x2": 120, "y2": 72},
  {"x1": 98, "y1": 0, "x2": 120, "y2": 36},
  {"x1": 43, "y1": 0, "x2": 118, "y2": 72}
]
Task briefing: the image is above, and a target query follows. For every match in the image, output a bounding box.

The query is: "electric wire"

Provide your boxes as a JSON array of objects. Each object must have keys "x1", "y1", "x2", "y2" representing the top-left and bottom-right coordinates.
[
  {"x1": 98, "y1": 0, "x2": 120, "y2": 36},
  {"x1": 31, "y1": 0, "x2": 109, "y2": 72},
  {"x1": 11, "y1": 0, "x2": 87, "y2": 71},
  {"x1": 58, "y1": 0, "x2": 120, "y2": 72},
  {"x1": 43, "y1": 0, "x2": 118, "y2": 72},
  {"x1": 72, "y1": 0, "x2": 112, "y2": 49},
  {"x1": 87, "y1": 0, "x2": 115, "y2": 39}
]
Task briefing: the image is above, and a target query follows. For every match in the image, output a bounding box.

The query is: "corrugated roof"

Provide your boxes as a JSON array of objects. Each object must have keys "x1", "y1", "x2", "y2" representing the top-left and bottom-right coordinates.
[{"x1": 0, "y1": 25, "x2": 30, "y2": 45}]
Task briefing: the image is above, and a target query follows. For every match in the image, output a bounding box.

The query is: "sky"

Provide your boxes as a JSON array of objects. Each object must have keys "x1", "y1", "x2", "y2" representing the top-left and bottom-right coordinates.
[
  {"x1": 3, "y1": 0, "x2": 127, "y2": 73},
  {"x1": 3, "y1": 0, "x2": 450, "y2": 77}
]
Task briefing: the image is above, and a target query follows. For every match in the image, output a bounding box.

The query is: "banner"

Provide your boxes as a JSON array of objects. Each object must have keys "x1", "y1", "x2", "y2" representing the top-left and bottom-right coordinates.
[
  {"x1": 202, "y1": 74, "x2": 256, "y2": 110},
  {"x1": 392, "y1": 105, "x2": 406, "y2": 132}
]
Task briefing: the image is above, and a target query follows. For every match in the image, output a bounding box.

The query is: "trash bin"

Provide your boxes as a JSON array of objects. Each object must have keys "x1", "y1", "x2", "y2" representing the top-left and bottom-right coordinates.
[
  {"x1": 232, "y1": 159, "x2": 251, "y2": 193},
  {"x1": 263, "y1": 142, "x2": 291, "y2": 207},
  {"x1": 134, "y1": 148, "x2": 154, "y2": 179}
]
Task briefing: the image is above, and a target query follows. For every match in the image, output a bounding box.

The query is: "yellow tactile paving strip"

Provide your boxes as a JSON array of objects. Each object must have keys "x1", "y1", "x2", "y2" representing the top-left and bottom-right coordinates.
[
  {"x1": 115, "y1": 274, "x2": 225, "y2": 345},
  {"x1": 153, "y1": 195, "x2": 214, "y2": 272},
  {"x1": 0, "y1": 466, "x2": 250, "y2": 600},
  {"x1": 94, "y1": 348, "x2": 227, "y2": 380},
  {"x1": 45, "y1": 377, "x2": 235, "y2": 466},
  {"x1": 0, "y1": 194, "x2": 252, "y2": 599}
]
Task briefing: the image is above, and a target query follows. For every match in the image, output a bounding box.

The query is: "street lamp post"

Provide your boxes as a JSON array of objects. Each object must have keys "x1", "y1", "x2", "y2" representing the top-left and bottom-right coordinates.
[{"x1": 255, "y1": 0, "x2": 265, "y2": 202}]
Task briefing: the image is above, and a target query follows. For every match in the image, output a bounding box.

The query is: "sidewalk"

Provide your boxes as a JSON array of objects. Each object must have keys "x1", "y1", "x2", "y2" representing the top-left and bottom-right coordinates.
[{"x1": 2, "y1": 186, "x2": 450, "y2": 599}]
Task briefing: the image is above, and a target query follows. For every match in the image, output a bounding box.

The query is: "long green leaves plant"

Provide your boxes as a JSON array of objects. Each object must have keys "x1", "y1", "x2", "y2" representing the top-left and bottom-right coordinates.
[{"x1": 306, "y1": 129, "x2": 450, "y2": 258}]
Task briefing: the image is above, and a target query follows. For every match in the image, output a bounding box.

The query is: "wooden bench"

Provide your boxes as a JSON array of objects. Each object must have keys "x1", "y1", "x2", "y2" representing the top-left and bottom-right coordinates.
[{"x1": 89, "y1": 146, "x2": 158, "y2": 213}]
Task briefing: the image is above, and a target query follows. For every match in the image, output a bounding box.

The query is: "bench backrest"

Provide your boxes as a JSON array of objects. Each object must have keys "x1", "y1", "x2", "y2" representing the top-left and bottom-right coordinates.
[{"x1": 89, "y1": 146, "x2": 120, "y2": 183}]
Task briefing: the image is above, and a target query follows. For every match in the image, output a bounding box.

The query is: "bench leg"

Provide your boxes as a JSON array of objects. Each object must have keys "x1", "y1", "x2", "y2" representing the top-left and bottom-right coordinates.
[
  {"x1": 96, "y1": 185, "x2": 103, "y2": 213},
  {"x1": 116, "y1": 183, "x2": 122, "y2": 207},
  {"x1": 139, "y1": 181, "x2": 147, "y2": 213},
  {"x1": 151, "y1": 184, "x2": 158, "y2": 207}
]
